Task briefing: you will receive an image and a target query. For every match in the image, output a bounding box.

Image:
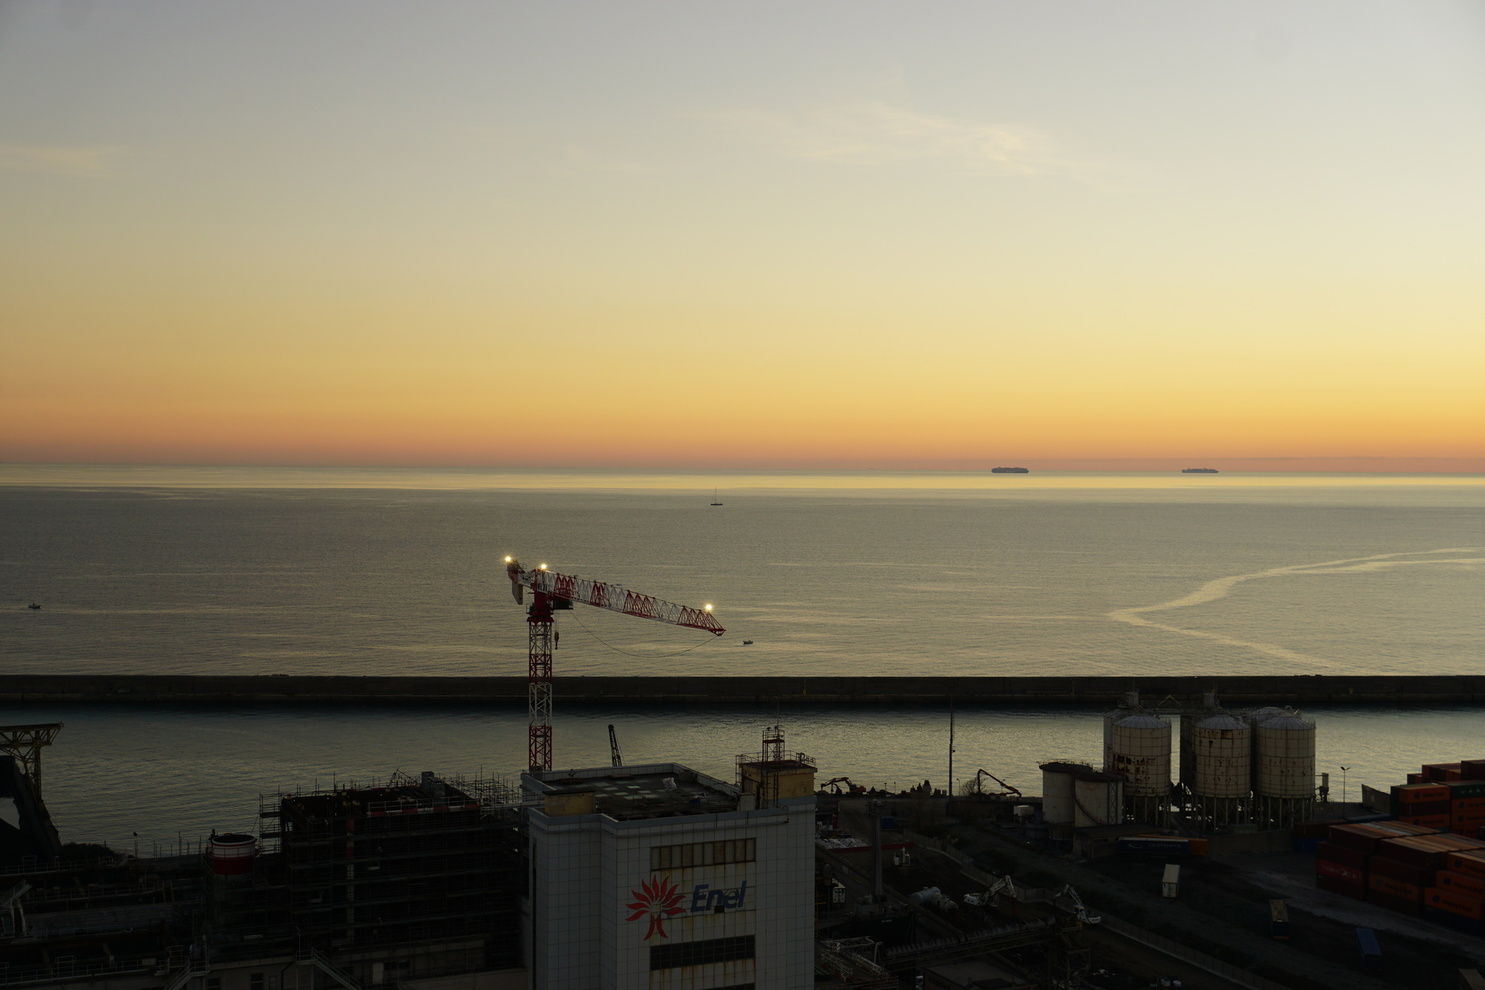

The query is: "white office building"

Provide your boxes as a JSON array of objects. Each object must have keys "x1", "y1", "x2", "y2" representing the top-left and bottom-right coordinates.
[{"x1": 523, "y1": 753, "x2": 816, "y2": 990}]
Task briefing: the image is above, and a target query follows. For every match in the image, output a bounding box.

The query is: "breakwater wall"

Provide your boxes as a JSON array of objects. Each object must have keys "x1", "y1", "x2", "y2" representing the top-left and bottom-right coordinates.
[{"x1": 2, "y1": 674, "x2": 1483, "y2": 707}]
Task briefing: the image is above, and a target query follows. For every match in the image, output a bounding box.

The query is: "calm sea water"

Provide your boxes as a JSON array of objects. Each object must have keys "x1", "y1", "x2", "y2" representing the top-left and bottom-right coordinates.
[{"x1": 1, "y1": 467, "x2": 1481, "y2": 848}]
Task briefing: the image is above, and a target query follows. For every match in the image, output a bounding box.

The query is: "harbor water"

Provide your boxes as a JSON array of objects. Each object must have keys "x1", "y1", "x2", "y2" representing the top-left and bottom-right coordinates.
[{"x1": 2, "y1": 467, "x2": 1482, "y2": 848}]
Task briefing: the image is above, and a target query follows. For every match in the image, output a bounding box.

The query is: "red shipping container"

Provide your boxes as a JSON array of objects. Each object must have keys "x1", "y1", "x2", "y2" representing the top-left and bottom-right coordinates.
[
  {"x1": 1461, "y1": 759, "x2": 1485, "y2": 781},
  {"x1": 1317, "y1": 841, "x2": 1368, "y2": 870},
  {"x1": 1316, "y1": 873, "x2": 1365, "y2": 899},
  {"x1": 1407, "y1": 772, "x2": 1425, "y2": 784},
  {"x1": 1316, "y1": 859, "x2": 1365, "y2": 884},
  {"x1": 1379, "y1": 835, "x2": 1485, "y2": 870},
  {"x1": 1399, "y1": 814, "x2": 1451, "y2": 830},
  {"x1": 1424, "y1": 886, "x2": 1485, "y2": 920},
  {"x1": 1424, "y1": 764, "x2": 1463, "y2": 782},
  {"x1": 1368, "y1": 856, "x2": 1432, "y2": 886},
  {"x1": 1436, "y1": 871, "x2": 1485, "y2": 898}
]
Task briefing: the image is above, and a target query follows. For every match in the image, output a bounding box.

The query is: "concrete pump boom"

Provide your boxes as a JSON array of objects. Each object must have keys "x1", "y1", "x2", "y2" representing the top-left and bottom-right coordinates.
[{"x1": 505, "y1": 556, "x2": 724, "y2": 771}]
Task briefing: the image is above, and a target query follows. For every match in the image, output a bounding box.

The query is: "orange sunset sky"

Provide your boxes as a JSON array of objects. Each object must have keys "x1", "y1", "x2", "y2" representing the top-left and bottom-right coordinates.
[{"x1": 2, "y1": 2, "x2": 1482, "y2": 473}]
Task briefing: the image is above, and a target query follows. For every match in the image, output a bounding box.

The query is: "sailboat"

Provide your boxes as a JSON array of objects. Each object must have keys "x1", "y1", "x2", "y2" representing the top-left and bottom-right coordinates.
[{"x1": 710, "y1": 488, "x2": 723, "y2": 506}]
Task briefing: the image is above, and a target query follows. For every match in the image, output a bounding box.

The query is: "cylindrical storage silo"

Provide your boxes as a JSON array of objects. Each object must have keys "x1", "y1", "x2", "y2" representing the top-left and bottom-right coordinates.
[
  {"x1": 1110, "y1": 714, "x2": 1171, "y2": 797},
  {"x1": 207, "y1": 833, "x2": 258, "y2": 876},
  {"x1": 1254, "y1": 714, "x2": 1316, "y2": 798},
  {"x1": 1191, "y1": 715, "x2": 1251, "y2": 797},
  {"x1": 1039, "y1": 762, "x2": 1089, "y2": 826},
  {"x1": 1074, "y1": 771, "x2": 1123, "y2": 828}
]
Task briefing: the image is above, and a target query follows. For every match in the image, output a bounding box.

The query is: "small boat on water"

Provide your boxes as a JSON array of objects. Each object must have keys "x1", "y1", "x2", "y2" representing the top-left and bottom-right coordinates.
[
  {"x1": 1181, "y1": 468, "x2": 1219, "y2": 474},
  {"x1": 991, "y1": 466, "x2": 1029, "y2": 474},
  {"x1": 710, "y1": 488, "x2": 723, "y2": 506}
]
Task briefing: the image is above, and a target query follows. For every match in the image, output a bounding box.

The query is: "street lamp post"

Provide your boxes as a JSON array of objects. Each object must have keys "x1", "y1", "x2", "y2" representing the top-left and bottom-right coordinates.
[{"x1": 1340, "y1": 766, "x2": 1350, "y2": 805}]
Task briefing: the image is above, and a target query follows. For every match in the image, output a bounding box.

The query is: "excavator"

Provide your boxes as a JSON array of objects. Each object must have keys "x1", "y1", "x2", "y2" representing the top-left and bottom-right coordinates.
[
  {"x1": 965, "y1": 768, "x2": 1021, "y2": 798},
  {"x1": 822, "y1": 777, "x2": 867, "y2": 795}
]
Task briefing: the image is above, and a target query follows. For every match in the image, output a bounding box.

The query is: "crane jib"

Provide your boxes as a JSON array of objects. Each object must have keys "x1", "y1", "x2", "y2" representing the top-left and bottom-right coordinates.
[{"x1": 515, "y1": 568, "x2": 724, "y2": 635}]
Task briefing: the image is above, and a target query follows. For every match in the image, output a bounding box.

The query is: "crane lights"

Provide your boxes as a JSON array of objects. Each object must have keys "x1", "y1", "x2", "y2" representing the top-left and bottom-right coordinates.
[{"x1": 505, "y1": 555, "x2": 724, "y2": 771}]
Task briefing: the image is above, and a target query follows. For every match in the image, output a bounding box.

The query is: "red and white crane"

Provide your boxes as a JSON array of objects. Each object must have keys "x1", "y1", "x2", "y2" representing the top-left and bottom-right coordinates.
[{"x1": 505, "y1": 556, "x2": 725, "y2": 772}]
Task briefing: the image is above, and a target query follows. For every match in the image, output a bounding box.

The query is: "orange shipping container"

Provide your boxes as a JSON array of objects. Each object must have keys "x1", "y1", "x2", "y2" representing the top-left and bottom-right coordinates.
[
  {"x1": 1448, "y1": 851, "x2": 1485, "y2": 879},
  {"x1": 1367, "y1": 873, "x2": 1421, "y2": 901},
  {"x1": 1436, "y1": 871, "x2": 1485, "y2": 898},
  {"x1": 1424, "y1": 886, "x2": 1485, "y2": 920},
  {"x1": 1398, "y1": 783, "x2": 1451, "y2": 803}
]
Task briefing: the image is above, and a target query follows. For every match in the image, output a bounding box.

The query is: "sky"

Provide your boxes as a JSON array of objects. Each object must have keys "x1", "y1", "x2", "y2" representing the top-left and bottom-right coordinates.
[{"x1": 2, "y1": 1, "x2": 1482, "y2": 473}]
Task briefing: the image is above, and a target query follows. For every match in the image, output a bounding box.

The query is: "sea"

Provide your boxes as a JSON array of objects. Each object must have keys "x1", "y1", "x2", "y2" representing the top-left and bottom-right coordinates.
[{"x1": 1, "y1": 465, "x2": 1481, "y2": 852}]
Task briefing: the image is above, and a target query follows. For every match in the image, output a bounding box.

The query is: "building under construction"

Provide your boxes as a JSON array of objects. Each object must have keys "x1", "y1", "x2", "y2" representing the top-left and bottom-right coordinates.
[{"x1": 1, "y1": 767, "x2": 527, "y2": 990}]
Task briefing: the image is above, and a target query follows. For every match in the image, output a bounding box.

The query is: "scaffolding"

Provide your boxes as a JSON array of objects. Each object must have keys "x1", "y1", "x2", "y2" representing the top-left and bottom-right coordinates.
[{"x1": 243, "y1": 771, "x2": 525, "y2": 974}]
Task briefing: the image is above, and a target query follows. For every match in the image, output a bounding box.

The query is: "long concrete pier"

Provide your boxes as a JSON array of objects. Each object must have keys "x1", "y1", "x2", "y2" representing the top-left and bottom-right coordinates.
[{"x1": 2, "y1": 674, "x2": 1483, "y2": 707}]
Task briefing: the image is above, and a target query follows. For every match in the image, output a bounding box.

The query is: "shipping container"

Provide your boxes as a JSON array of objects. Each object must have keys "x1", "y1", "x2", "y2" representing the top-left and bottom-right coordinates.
[
  {"x1": 1366, "y1": 872, "x2": 1421, "y2": 904},
  {"x1": 1424, "y1": 764, "x2": 1463, "y2": 782},
  {"x1": 1317, "y1": 858, "x2": 1366, "y2": 885},
  {"x1": 1396, "y1": 782, "x2": 1451, "y2": 803},
  {"x1": 1424, "y1": 886, "x2": 1485, "y2": 920},
  {"x1": 1437, "y1": 871, "x2": 1485, "y2": 899},
  {"x1": 1462, "y1": 760, "x2": 1485, "y2": 781},
  {"x1": 1445, "y1": 781, "x2": 1485, "y2": 800},
  {"x1": 1318, "y1": 841, "x2": 1368, "y2": 870},
  {"x1": 1446, "y1": 851, "x2": 1485, "y2": 880},
  {"x1": 1368, "y1": 856, "x2": 1432, "y2": 886}
]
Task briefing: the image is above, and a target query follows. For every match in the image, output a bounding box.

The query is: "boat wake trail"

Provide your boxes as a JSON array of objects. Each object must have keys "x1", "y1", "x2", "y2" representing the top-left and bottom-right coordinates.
[{"x1": 1107, "y1": 548, "x2": 1485, "y2": 668}]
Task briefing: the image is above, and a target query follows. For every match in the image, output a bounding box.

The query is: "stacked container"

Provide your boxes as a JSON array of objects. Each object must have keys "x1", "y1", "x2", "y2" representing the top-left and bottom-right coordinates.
[{"x1": 1315, "y1": 821, "x2": 1485, "y2": 933}]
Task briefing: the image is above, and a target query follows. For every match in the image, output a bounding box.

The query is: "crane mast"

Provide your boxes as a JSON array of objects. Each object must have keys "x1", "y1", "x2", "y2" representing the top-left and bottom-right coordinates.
[{"x1": 505, "y1": 556, "x2": 723, "y2": 772}]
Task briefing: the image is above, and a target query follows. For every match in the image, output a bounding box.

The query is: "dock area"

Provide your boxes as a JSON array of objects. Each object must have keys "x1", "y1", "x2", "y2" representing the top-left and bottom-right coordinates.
[{"x1": 3, "y1": 673, "x2": 1483, "y2": 706}]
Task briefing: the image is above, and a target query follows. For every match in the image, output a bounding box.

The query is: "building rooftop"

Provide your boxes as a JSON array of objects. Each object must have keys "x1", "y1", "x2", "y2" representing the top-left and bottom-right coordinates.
[{"x1": 527, "y1": 763, "x2": 740, "y2": 821}]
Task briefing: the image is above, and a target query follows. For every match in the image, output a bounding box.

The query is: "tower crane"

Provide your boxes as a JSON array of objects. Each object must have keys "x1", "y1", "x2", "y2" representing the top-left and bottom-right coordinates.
[{"x1": 505, "y1": 556, "x2": 724, "y2": 772}]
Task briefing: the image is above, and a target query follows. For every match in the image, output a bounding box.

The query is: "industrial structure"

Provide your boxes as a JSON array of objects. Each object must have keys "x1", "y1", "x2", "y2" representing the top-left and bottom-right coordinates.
[
  {"x1": 1044, "y1": 690, "x2": 1319, "y2": 836},
  {"x1": 504, "y1": 556, "x2": 723, "y2": 772},
  {"x1": 522, "y1": 727, "x2": 817, "y2": 989}
]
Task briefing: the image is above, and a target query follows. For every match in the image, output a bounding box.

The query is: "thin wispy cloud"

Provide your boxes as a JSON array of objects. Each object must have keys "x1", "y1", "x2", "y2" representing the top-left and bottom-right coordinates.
[
  {"x1": 703, "y1": 102, "x2": 1077, "y2": 177},
  {"x1": 0, "y1": 144, "x2": 122, "y2": 176}
]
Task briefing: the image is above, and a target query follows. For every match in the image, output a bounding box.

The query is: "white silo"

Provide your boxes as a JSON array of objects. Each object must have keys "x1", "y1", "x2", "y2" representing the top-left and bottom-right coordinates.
[
  {"x1": 1253, "y1": 713, "x2": 1317, "y2": 827},
  {"x1": 1102, "y1": 690, "x2": 1141, "y2": 773},
  {"x1": 1110, "y1": 713, "x2": 1171, "y2": 823},
  {"x1": 1074, "y1": 771, "x2": 1124, "y2": 828},
  {"x1": 1192, "y1": 715, "x2": 1250, "y2": 797},
  {"x1": 1039, "y1": 761, "x2": 1090, "y2": 828},
  {"x1": 1191, "y1": 714, "x2": 1250, "y2": 827},
  {"x1": 1255, "y1": 713, "x2": 1316, "y2": 795},
  {"x1": 1110, "y1": 714, "x2": 1171, "y2": 796}
]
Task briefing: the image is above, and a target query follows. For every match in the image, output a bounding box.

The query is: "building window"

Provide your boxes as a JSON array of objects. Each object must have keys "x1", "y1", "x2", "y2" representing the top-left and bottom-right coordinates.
[
  {"x1": 651, "y1": 837, "x2": 755, "y2": 871},
  {"x1": 649, "y1": 935, "x2": 754, "y2": 971}
]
